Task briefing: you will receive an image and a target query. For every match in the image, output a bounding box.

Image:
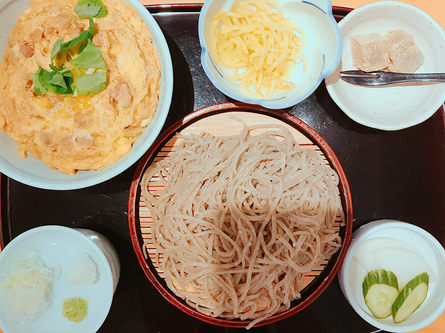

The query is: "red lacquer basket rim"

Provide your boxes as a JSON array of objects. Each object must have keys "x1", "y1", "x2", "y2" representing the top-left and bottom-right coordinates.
[{"x1": 128, "y1": 102, "x2": 353, "y2": 328}]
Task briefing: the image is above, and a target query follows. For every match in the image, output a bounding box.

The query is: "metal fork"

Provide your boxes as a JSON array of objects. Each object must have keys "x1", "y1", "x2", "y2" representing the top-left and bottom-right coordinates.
[{"x1": 340, "y1": 70, "x2": 445, "y2": 86}]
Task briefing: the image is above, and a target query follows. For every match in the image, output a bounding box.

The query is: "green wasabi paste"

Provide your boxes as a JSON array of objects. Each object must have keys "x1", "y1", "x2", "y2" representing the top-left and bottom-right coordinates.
[{"x1": 62, "y1": 297, "x2": 88, "y2": 323}]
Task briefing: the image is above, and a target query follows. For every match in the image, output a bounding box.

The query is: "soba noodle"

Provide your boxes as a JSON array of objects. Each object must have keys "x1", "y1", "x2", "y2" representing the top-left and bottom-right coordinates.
[{"x1": 140, "y1": 124, "x2": 343, "y2": 328}]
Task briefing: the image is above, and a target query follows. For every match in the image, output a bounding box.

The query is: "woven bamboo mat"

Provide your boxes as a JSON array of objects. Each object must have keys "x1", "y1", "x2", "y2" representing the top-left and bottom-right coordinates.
[{"x1": 137, "y1": 112, "x2": 344, "y2": 293}]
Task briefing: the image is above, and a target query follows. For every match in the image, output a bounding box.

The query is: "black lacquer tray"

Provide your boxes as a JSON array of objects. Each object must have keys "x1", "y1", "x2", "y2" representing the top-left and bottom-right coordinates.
[{"x1": 1, "y1": 5, "x2": 444, "y2": 333}]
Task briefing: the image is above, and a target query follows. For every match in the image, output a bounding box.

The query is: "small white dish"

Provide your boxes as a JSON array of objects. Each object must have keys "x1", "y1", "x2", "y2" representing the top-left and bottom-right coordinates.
[
  {"x1": 338, "y1": 220, "x2": 445, "y2": 332},
  {"x1": 0, "y1": 226, "x2": 120, "y2": 333},
  {"x1": 325, "y1": 1, "x2": 445, "y2": 131},
  {"x1": 199, "y1": 0, "x2": 342, "y2": 109},
  {"x1": 0, "y1": 0, "x2": 173, "y2": 190}
]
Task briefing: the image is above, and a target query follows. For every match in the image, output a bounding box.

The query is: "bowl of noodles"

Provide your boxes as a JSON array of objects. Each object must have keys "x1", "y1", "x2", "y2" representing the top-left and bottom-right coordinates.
[
  {"x1": 0, "y1": 0, "x2": 173, "y2": 190},
  {"x1": 128, "y1": 103, "x2": 353, "y2": 328},
  {"x1": 198, "y1": 0, "x2": 342, "y2": 109}
]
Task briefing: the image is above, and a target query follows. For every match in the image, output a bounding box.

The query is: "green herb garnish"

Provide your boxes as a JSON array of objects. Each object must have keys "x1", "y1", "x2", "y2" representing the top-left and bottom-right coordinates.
[
  {"x1": 33, "y1": 66, "x2": 74, "y2": 95},
  {"x1": 32, "y1": 69, "x2": 48, "y2": 95},
  {"x1": 76, "y1": 71, "x2": 107, "y2": 96},
  {"x1": 71, "y1": 39, "x2": 105, "y2": 70},
  {"x1": 51, "y1": 19, "x2": 94, "y2": 63},
  {"x1": 75, "y1": 0, "x2": 108, "y2": 18},
  {"x1": 50, "y1": 38, "x2": 64, "y2": 62},
  {"x1": 33, "y1": 16, "x2": 107, "y2": 97}
]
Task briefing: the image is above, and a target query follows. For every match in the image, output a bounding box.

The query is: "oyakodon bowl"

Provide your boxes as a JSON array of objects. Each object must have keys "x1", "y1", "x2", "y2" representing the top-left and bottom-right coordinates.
[
  {"x1": 198, "y1": 0, "x2": 342, "y2": 109},
  {"x1": 0, "y1": 0, "x2": 173, "y2": 190},
  {"x1": 129, "y1": 103, "x2": 353, "y2": 328}
]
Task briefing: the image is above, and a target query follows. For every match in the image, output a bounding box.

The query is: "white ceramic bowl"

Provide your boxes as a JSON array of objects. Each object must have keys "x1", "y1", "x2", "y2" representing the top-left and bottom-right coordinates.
[
  {"x1": 198, "y1": 0, "x2": 342, "y2": 109},
  {"x1": 325, "y1": 1, "x2": 445, "y2": 130},
  {"x1": 0, "y1": 0, "x2": 173, "y2": 190},
  {"x1": 338, "y1": 220, "x2": 445, "y2": 332},
  {"x1": 0, "y1": 226, "x2": 120, "y2": 333}
]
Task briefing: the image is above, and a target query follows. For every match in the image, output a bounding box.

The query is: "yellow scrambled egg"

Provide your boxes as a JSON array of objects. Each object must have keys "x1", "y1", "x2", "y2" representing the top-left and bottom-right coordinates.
[{"x1": 0, "y1": 0, "x2": 160, "y2": 174}]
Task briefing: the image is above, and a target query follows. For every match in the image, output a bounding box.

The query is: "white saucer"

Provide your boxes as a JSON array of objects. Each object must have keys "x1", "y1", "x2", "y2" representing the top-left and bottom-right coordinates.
[
  {"x1": 0, "y1": 226, "x2": 117, "y2": 333},
  {"x1": 325, "y1": 1, "x2": 445, "y2": 131}
]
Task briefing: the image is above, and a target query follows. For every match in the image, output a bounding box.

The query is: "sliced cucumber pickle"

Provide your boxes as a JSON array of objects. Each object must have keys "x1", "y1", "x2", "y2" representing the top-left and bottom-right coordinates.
[
  {"x1": 392, "y1": 272, "x2": 429, "y2": 323},
  {"x1": 362, "y1": 269, "x2": 399, "y2": 319}
]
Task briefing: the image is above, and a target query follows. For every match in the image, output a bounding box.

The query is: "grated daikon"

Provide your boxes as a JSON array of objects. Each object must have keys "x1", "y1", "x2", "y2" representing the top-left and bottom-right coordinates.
[{"x1": 0, "y1": 250, "x2": 58, "y2": 320}]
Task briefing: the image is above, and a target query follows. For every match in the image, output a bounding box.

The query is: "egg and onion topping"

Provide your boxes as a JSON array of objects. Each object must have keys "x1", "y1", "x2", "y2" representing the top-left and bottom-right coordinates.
[{"x1": 0, "y1": 0, "x2": 160, "y2": 174}]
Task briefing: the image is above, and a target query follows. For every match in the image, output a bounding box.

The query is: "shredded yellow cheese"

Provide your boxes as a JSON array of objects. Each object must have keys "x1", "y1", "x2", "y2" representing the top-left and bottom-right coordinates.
[{"x1": 210, "y1": 0, "x2": 306, "y2": 98}]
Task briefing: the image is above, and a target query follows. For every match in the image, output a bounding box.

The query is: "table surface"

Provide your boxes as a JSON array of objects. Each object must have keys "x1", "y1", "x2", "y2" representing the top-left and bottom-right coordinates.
[
  {"x1": 141, "y1": 0, "x2": 445, "y2": 28},
  {"x1": 1, "y1": 1, "x2": 444, "y2": 333}
]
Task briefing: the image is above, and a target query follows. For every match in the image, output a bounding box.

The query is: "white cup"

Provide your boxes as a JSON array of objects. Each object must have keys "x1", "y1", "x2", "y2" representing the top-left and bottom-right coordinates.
[
  {"x1": 76, "y1": 229, "x2": 120, "y2": 293},
  {"x1": 338, "y1": 219, "x2": 445, "y2": 332}
]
